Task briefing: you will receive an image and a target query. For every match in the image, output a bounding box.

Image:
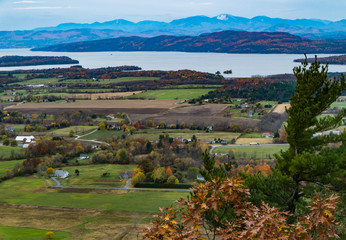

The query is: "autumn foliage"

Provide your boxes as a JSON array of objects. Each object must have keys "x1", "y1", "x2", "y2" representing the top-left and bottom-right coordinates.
[{"x1": 141, "y1": 178, "x2": 340, "y2": 239}]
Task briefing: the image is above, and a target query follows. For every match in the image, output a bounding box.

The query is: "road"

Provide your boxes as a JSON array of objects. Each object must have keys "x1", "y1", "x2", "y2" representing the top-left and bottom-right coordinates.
[{"x1": 209, "y1": 144, "x2": 289, "y2": 154}]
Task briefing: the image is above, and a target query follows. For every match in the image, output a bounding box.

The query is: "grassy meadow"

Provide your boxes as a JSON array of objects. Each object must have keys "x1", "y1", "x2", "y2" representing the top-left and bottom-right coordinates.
[
  {"x1": 128, "y1": 88, "x2": 215, "y2": 100},
  {"x1": 213, "y1": 145, "x2": 288, "y2": 159}
]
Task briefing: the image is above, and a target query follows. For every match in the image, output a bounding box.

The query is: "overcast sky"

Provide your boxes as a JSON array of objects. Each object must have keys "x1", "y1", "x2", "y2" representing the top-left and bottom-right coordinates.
[{"x1": 0, "y1": 0, "x2": 345, "y2": 30}]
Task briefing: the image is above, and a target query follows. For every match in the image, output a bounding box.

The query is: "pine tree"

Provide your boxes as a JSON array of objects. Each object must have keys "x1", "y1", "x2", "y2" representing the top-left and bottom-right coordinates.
[{"x1": 275, "y1": 55, "x2": 345, "y2": 213}]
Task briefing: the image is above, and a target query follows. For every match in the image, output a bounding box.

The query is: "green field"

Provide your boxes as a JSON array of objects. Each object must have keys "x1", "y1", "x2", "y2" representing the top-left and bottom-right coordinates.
[
  {"x1": 239, "y1": 133, "x2": 263, "y2": 138},
  {"x1": 130, "y1": 129, "x2": 240, "y2": 142},
  {"x1": 0, "y1": 176, "x2": 187, "y2": 212},
  {"x1": 163, "y1": 84, "x2": 223, "y2": 89},
  {"x1": 213, "y1": 145, "x2": 288, "y2": 159},
  {"x1": 59, "y1": 164, "x2": 136, "y2": 188},
  {"x1": 256, "y1": 101, "x2": 278, "y2": 107},
  {"x1": 0, "y1": 159, "x2": 24, "y2": 177},
  {"x1": 0, "y1": 146, "x2": 23, "y2": 158},
  {"x1": 0, "y1": 226, "x2": 71, "y2": 240},
  {"x1": 79, "y1": 129, "x2": 123, "y2": 140},
  {"x1": 128, "y1": 89, "x2": 215, "y2": 100},
  {"x1": 10, "y1": 77, "x2": 160, "y2": 86},
  {"x1": 51, "y1": 126, "x2": 98, "y2": 136},
  {"x1": 330, "y1": 97, "x2": 346, "y2": 109}
]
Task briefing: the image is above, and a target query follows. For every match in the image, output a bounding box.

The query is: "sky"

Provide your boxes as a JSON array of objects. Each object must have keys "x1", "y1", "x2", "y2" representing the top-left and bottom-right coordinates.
[{"x1": 0, "y1": 0, "x2": 345, "y2": 30}]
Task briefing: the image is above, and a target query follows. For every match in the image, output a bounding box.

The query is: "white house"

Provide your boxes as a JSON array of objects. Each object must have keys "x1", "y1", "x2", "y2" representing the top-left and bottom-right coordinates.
[
  {"x1": 15, "y1": 136, "x2": 35, "y2": 143},
  {"x1": 313, "y1": 130, "x2": 341, "y2": 138},
  {"x1": 54, "y1": 170, "x2": 69, "y2": 179}
]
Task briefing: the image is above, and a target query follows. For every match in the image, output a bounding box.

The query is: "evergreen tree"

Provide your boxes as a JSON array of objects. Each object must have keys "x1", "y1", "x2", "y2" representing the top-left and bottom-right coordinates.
[{"x1": 275, "y1": 55, "x2": 345, "y2": 213}]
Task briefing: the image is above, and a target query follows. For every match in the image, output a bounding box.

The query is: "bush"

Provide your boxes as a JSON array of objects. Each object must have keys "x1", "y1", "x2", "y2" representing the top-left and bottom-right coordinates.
[
  {"x1": 134, "y1": 183, "x2": 193, "y2": 189},
  {"x1": 167, "y1": 175, "x2": 179, "y2": 184},
  {"x1": 132, "y1": 172, "x2": 146, "y2": 185},
  {"x1": 45, "y1": 232, "x2": 54, "y2": 240}
]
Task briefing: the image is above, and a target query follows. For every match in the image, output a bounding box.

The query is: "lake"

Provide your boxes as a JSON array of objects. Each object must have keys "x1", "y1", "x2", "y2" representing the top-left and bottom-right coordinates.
[{"x1": 0, "y1": 49, "x2": 345, "y2": 77}]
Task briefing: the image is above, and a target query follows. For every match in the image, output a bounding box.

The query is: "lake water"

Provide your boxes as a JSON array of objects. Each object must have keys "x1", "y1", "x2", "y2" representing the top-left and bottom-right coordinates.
[{"x1": 0, "y1": 49, "x2": 345, "y2": 77}]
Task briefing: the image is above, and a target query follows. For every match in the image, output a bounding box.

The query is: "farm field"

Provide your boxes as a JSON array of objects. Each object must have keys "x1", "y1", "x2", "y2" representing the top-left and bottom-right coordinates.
[
  {"x1": 235, "y1": 138, "x2": 273, "y2": 145},
  {"x1": 128, "y1": 88, "x2": 215, "y2": 100},
  {"x1": 0, "y1": 146, "x2": 23, "y2": 159},
  {"x1": 10, "y1": 77, "x2": 160, "y2": 86},
  {"x1": 0, "y1": 159, "x2": 24, "y2": 177},
  {"x1": 51, "y1": 126, "x2": 98, "y2": 136},
  {"x1": 79, "y1": 129, "x2": 123, "y2": 140},
  {"x1": 59, "y1": 164, "x2": 136, "y2": 188},
  {"x1": 239, "y1": 133, "x2": 262, "y2": 138},
  {"x1": 0, "y1": 175, "x2": 188, "y2": 239},
  {"x1": 163, "y1": 84, "x2": 223, "y2": 89},
  {"x1": 0, "y1": 226, "x2": 71, "y2": 240},
  {"x1": 5, "y1": 99, "x2": 180, "y2": 114},
  {"x1": 130, "y1": 129, "x2": 241, "y2": 142},
  {"x1": 213, "y1": 145, "x2": 288, "y2": 159},
  {"x1": 272, "y1": 103, "x2": 290, "y2": 113},
  {"x1": 73, "y1": 91, "x2": 143, "y2": 100}
]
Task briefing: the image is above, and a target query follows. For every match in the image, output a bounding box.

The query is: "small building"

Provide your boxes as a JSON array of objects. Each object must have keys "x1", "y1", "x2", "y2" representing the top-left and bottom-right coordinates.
[
  {"x1": 54, "y1": 170, "x2": 69, "y2": 179},
  {"x1": 119, "y1": 171, "x2": 132, "y2": 180},
  {"x1": 78, "y1": 154, "x2": 89, "y2": 160},
  {"x1": 106, "y1": 114, "x2": 116, "y2": 120},
  {"x1": 262, "y1": 132, "x2": 272, "y2": 138},
  {"x1": 5, "y1": 127, "x2": 15, "y2": 132},
  {"x1": 197, "y1": 174, "x2": 205, "y2": 182},
  {"x1": 15, "y1": 136, "x2": 35, "y2": 143},
  {"x1": 313, "y1": 130, "x2": 341, "y2": 138}
]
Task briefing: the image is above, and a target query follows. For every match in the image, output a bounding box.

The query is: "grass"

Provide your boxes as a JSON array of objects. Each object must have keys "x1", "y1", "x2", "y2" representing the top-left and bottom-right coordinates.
[
  {"x1": 59, "y1": 164, "x2": 136, "y2": 188},
  {"x1": 79, "y1": 130, "x2": 123, "y2": 140},
  {"x1": 130, "y1": 129, "x2": 241, "y2": 142},
  {"x1": 162, "y1": 84, "x2": 223, "y2": 89},
  {"x1": 0, "y1": 146, "x2": 23, "y2": 158},
  {"x1": 239, "y1": 133, "x2": 263, "y2": 138},
  {"x1": 330, "y1": 98, "x2": 346, "y2": 109},
  {"x1": 232, "y1": 112, "x2": 260, "y2": 119},
  {"x1": 0, "y1": 226, "x2": 71, "y2": 240},
  {"x1": 0, "y1": 176, "x2": 188, "y2": 212},
  {"x1": 256, "y1": 101, "x2": 278, "y2": 107},
  {"x1": 10, "y1": 77, "x2": 160, "y2": 86},
  {"x1": 9, "y1": 78, "x2": 60, "y2": 85},
  {"x1": 213, "y1": 145, "x2": 289, "y2": 159},
  {"x1": 50, "y1": 126, "x2": 98, "y2": 136},
  {"x1": 128, "y1": 89, "x2": 215, "y2": 100},
  {"x1": 0, "y1": 159, "x2": 24, "y2": 177},
  {"x1": 92, "y1": 117, "x2": 120, "y2": 123}
]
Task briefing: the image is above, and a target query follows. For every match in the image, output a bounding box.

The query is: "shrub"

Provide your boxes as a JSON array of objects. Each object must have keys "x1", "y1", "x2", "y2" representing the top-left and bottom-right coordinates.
[{"x1": 132, "y1": 172, "x2": 146, "y2": 185}]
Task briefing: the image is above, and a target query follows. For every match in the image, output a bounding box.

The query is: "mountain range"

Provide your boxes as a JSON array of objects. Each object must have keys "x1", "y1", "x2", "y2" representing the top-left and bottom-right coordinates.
[
  {"x1": 1, "y1": 14, "x2": 345, "y2": 49},
  {"x1": 32, "y1": 31, "x2": 346, "y2": 54}
]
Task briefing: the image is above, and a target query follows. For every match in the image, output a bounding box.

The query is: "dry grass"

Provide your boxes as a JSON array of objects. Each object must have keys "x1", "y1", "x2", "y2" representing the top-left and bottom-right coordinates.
[
  {"x1": 272, "y1": 103, "x2": 290, "y2": 113},
  {"x1": 73, "y1": 91, "x2": 143, "y2": 100},
  {"x1": 0, "y1": 203, "x2": 101, "y2": 231},
  {"x1": 235, "y1": 138, "x2": 273, "y2": 145}
]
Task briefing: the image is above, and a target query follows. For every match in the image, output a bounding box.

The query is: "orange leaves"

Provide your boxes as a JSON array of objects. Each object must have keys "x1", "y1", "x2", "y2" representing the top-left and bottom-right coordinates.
[{"x1": 141, "y1": 178, "x2": 340, "y2": 240}]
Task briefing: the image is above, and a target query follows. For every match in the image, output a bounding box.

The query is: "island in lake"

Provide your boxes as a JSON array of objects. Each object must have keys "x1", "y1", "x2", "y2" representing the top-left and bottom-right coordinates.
[
  {"x1": 294, "y1": 55, "x2": 346, "y2": 65},
  {"x1": 0, "y1": 55, "x2": 79, "y2": 67}
]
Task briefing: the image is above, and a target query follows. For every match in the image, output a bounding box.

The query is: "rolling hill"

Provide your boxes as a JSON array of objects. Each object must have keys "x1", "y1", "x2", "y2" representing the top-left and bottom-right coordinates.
[{"x1": 32, "y1": 31, "x2": 346, "y2": 54}]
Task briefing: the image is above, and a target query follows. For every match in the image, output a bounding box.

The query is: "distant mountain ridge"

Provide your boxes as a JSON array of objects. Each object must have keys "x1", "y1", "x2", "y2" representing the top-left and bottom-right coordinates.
[
  {"x1": 32, "y1": 31, "x2": 346, "y2": 54},
  {"x1": 34, "y1": 14, "x2": 346, "y2": 39},
  {"x1": 1, "y1": 14, "x2": 345, "y2": 49}
]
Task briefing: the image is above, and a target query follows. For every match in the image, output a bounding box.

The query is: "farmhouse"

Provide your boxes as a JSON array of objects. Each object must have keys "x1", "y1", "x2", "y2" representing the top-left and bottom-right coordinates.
[
  {"x1": 313, "y1": 130, "x2": 341, "y2": 138},
  {"x1": 15, "y1": 136, "x2": 35, "y2": 143},
  {"x1": 78, "y1": 154, "x2": 89, "y2": 160},
  {"x1": 54, "y1": 170, "x2": 69, "y2": 179}
]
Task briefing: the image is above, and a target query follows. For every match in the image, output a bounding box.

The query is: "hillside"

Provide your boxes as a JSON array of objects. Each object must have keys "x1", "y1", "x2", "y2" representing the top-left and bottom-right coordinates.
[
  {"x1": 294, "y1": 55, "x2": 346, "y2": 65},
  {"x1": 32, "y1": 31, "x2": 346, "y2": 54},
  {"x1": 0, "y1": 56, "x2": 79, "y2": 67}
]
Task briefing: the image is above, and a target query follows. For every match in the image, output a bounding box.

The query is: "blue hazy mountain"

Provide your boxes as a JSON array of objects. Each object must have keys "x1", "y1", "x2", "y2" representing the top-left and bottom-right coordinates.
[{"x1": 1, "y1": 14, "x2": 345, "y2": 48}]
